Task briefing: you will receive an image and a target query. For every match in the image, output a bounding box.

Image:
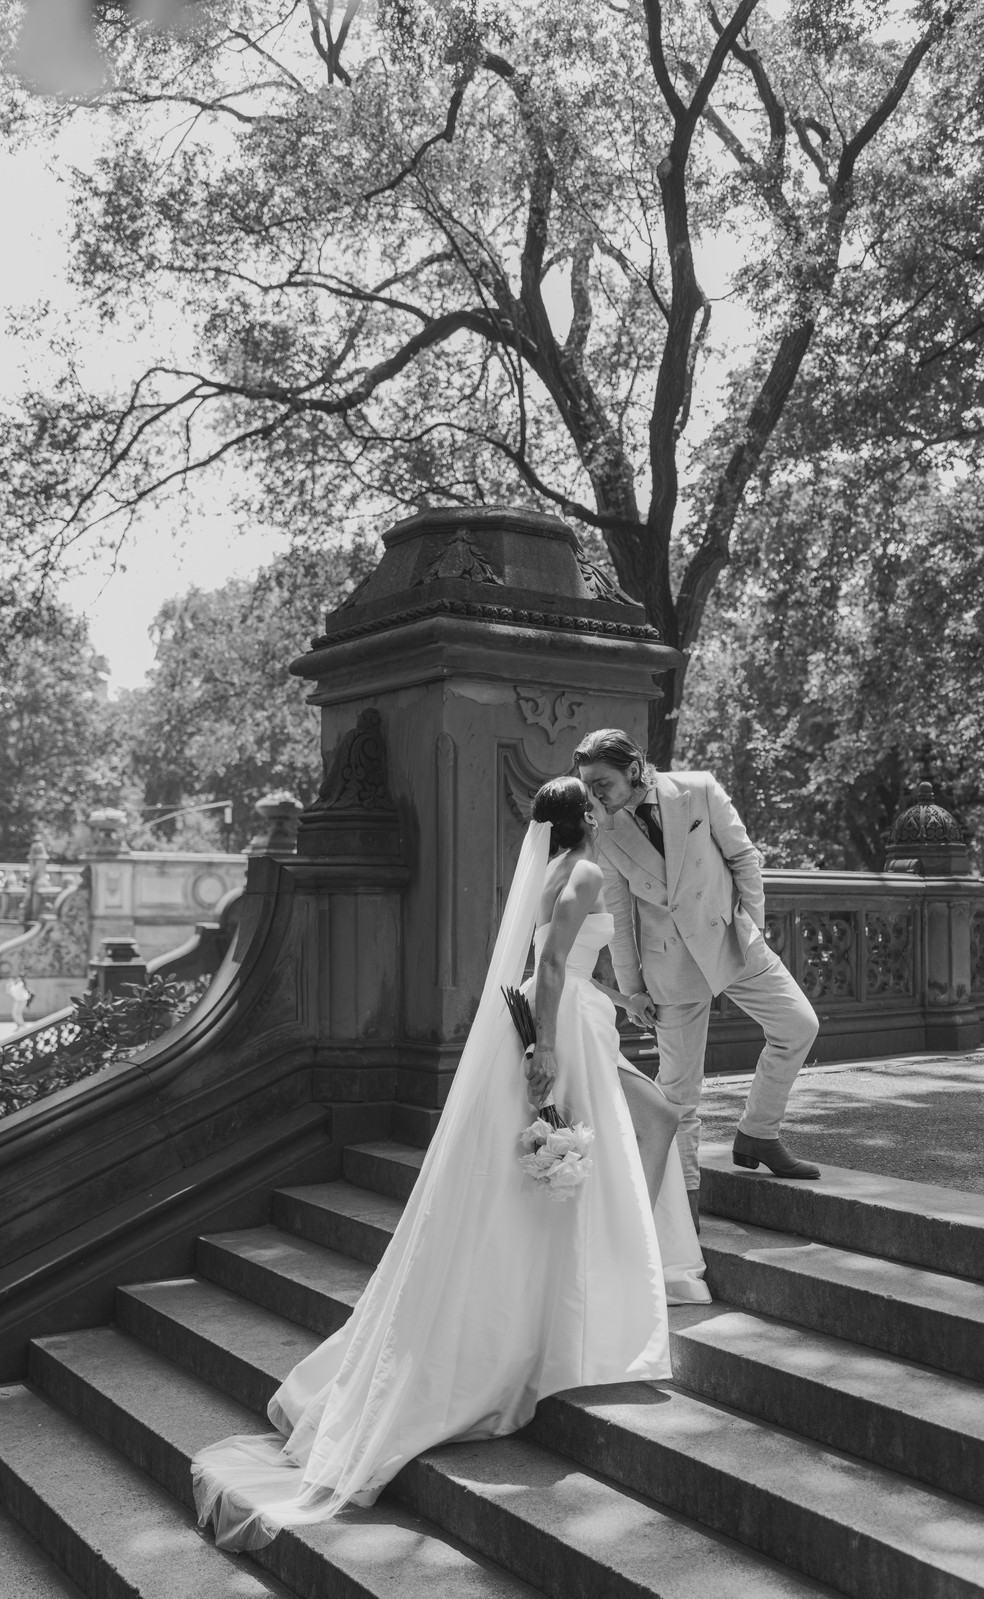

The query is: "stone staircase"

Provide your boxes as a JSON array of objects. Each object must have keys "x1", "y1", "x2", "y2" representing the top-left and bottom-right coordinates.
[{"x1": 2, "y1": 1141, "x2": 984, "y2": 1599}]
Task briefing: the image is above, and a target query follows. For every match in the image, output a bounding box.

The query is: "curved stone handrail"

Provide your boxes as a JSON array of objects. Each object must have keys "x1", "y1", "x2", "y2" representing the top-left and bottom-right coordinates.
[
  {"x1": 0, "y1": 848, "x2": 404, "y2": 1376},
  {"x1": 0, "y1": 918, "x2": 46, "y2": 964}
]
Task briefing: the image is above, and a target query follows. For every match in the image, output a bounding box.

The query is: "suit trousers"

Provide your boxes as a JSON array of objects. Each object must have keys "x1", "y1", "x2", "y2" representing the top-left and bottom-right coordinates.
[{"x1": 653, "y1": 944, "x2": 819, "y2": 1189}]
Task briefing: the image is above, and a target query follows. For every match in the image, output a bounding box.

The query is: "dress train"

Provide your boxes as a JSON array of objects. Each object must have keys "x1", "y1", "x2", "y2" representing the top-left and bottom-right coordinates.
[{"x1": 191, "y1": 907, "x2": 705, "y2": 1549}]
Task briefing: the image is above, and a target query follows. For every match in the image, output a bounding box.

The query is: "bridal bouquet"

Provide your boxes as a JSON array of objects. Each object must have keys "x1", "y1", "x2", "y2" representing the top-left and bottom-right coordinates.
[
  {"x1": 501, "y1": 985, "x2": 595, "y2": 1201},
  {"x1": 518, "y1": 1117, "x2": 595, "y2": 1201}
]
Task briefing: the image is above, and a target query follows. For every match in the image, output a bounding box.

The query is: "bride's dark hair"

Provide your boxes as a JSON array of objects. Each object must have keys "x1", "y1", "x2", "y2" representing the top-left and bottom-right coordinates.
[{"x1": 531, "y1": 777, "x2": 592, "y2": 857}]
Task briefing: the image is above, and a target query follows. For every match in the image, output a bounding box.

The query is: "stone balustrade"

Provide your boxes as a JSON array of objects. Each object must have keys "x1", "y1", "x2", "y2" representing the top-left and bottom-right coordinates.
[
  {"x1": 0, "y1": 862, "x2": 82, "y2": 928},
  {"x1": 702, "y1": 868, "x2": 984, "y2": 1070}
]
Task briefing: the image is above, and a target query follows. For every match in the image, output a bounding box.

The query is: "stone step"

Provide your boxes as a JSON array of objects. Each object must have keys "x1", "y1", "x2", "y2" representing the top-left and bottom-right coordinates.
[
  {"x1": 398, "y1": 1436, "x2": 841, "y2": 1599},
  {"x1": 0, "y1": 1381, "x2": 292, "y2": 1599},
  {"x1": 526, "y1": 1383, "x2": 984, "y2": 1599},
  {"x1": 670, "y1": 1301, "x2": 984, "y2": 1507},
  {"x1": 110, "y1": 1275, "x2": 838, "y2": 1599},
  {"x1": 271, "y1": 1181, "x2": 403, "y2": 1264},
  {"x1": 181, "y1": 1208, "x2": 984, "y2": 1509},
  {"x1": 700, "y1": 1215, "x2": 984, "y2": 1381},
  {"x1": 343, "y1": 1140, "x2": 424, "y2": 1203},
  {"x1": 269, "y1": 1178, "x2": 984, "y2": 1388},
  {"x1": 192, "y1": 1212, "x2": 984, "y2": 1512},
  {"x1": 699, "y1": 1146, "x2": 984, "y2": 1282},
  {"x1": 116, "y1": 1277, "x2": 321, "y2": 1416},
  {"x1": 26, "y1": 1326, "x2": 542, "y2": 1599},
  {"x1": 0, "y1": 1504, "x2": 86, "y2": 1599},
  {"x1": 196, "y1": 1226, "x2": 370, "y2": 1336},
  {"x1": 132, "y1": 1238, "x2": 984, "y2": 1599}
]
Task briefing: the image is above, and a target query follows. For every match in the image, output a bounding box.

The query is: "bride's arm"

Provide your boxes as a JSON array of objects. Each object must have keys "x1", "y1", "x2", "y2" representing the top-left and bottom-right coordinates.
[
  {"x1": 590, "y1": 979, "x2": 655, "y2": 1027},
  {"x1": 527, "y1": 862, "x2": 603, "y2": 1109}
]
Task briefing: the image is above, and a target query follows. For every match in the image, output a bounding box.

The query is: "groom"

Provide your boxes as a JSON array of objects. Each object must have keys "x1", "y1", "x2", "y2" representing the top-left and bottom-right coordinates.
[{"x1": 574, "y1": 728, "x2": 819, "y2": 1227}]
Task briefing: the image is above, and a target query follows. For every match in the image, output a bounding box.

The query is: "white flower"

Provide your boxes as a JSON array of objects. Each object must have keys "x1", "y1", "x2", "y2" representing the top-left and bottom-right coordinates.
[
  {"x1": 546, "y1": 1153, "x2": 593, "y2": 1200},
  {"x1": 520, "y1": 1118, "x2": 554, "y2": 1148},
  {"x1": 544, "y1": 1127, "x2": 579, "y2": 1157}
]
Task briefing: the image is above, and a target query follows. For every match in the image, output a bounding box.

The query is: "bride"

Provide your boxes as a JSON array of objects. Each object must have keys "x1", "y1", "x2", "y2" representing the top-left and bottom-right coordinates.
[{"x1": 192, "y1": 776, "x2": 708, "y2": 1551}]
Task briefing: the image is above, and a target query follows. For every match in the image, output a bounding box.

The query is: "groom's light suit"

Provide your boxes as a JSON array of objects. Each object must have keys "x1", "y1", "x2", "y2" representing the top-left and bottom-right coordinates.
[{"x1": 599, "y1": 771, "x2": 818, "y2": 1188}]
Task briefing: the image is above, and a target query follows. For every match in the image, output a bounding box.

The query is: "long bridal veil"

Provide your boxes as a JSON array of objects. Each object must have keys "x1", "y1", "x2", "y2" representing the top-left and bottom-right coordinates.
[{"x1": 193, "y1": 820, "x2": 561, "y2": 1548}]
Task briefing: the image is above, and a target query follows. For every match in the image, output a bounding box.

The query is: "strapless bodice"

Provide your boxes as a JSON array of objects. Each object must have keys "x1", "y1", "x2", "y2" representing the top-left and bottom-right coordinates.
[{"x1": 534, "y1": 911, "x2": 613, "y2": 979}]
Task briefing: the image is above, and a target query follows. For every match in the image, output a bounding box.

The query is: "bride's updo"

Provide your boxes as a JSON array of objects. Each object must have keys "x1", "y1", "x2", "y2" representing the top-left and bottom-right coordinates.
[{"x1": 532, "y1": 777, "x2": 592, "y2": 857}]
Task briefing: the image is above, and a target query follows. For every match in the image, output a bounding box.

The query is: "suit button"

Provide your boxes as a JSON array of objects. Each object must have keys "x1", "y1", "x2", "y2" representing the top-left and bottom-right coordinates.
[
  {"x1": 670, "y1": 937, "x2": 677, "y2": 944},
  {"x1": 670, "y1": 902, "x2": 678, "y2": 911},
  {"x1": 696, "y1": 890, "x2": 703, "y2": 899},
  {"x1": 696, "y1": 857, "x2": 702, "y2": 865},
  {"x1": 645, "y1": 882, "x2": 652, "y2": 890},
  {"x1": 711, "y1": 919, "x2": 718, "y2": 927}
]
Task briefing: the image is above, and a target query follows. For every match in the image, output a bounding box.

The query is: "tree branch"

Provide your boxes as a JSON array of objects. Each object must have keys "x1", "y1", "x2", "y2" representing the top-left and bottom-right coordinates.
[
  {"x1": 641, "y1": 0, "x2": 688, "y2": 122},
  {"x1": 683, "y1": 0, "x2": 760, "y2": 134},
  {"x1": 839, "y1": 6, "x2": 957, "y2": 186},
  {"x1": 306, "y1": 0, "x2": 361, "y2": 89},
  {"x1": 564, "y1": 238, "x2": 594, "y2": 363},
  {"x1": 362, "y1": 73, "x2": 474, "y2": 201}
]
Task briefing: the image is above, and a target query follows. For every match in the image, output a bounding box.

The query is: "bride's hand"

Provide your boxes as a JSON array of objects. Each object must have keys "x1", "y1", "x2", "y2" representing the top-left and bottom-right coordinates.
[
  {"x1": 624, "y1": 991, "x2": 657, "y2": 1029},
  {"x1": 525, "y1": 1045, "x2": 556, "y2": 1110}
]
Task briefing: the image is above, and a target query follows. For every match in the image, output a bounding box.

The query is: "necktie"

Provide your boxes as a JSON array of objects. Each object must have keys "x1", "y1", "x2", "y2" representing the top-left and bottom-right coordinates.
[{"x1": 635, "y1": 801, "x2": 665, "y2": 857}]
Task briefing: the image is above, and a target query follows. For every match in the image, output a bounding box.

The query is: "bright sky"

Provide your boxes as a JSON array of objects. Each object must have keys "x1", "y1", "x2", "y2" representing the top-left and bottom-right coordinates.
[{"x1": 1, "y1": 141, "x2": 291, "y2": 694}]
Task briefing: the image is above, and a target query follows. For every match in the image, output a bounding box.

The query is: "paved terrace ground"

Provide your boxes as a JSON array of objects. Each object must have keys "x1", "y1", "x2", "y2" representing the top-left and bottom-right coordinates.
[{"x1": 701, "y1": 1049, "x2": 984, "y2": 1197}]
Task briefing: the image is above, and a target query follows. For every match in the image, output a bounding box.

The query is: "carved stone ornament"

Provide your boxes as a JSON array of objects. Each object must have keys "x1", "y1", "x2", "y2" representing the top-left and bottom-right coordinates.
[
  {"x1": 884, "y1": 779, "x2": 971, "y2": 875},
  {"x1": 500, "y1": 740, "x2": 554, "y2": 824},
  {"x1": 315, "y1": 596, "x2": 659, "y2": 649},
  {"x1": 798, "y1": 910, "x2": 857, "y2": 1002},
  {"x1": 413, "y1": 532, "x2": 504, "y2": 587},
  {"x1": 515, "y1": 687, "x2": 585, "y2": 744},
  {"x1": 575, "y1": 552, "x2": 637, "y2": 606},
  {"x1": 864, "y1": 911, "x2": 914, "y2": 998},
  {"x1": 312, "y1": 708, "x2": 397, "y2": 813},
  {"x1": 888, "y1": 781, "x2": 963, "y2": 846}
]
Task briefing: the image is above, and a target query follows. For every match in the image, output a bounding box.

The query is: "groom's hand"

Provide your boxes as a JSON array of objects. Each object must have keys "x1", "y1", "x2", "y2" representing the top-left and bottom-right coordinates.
[
  {"x1": 526, "y1": 1045, "x2": 556, "y2": 1110},
  {"x1": 624, "y1": 991, "x2": 657, "y2": 1029}
]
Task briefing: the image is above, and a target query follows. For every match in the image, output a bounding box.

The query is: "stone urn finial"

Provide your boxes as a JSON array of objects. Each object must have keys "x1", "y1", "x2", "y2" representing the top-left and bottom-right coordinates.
[
  {"x1": 883, "y1": 779, "x2": 971, "y2": 876},
  {"x1": 246, "y1": 791, "x2": 304, "y2": 858},
  {"x1": 87, "y1": 806, "x2": 130, "y2": 856}
]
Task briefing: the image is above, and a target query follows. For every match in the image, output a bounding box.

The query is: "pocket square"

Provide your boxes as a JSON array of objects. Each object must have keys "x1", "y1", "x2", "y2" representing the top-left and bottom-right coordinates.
[{"x1": 689, "y1": 818, "x2": 703, "y2": 832}]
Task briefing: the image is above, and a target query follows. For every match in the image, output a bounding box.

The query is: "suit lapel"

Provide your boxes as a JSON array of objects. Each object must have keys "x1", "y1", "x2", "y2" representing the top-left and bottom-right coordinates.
[
  {"x1": 602, "y1": 804, "x2": 662, "y2": 877},
  {"x1": 656, "y1": 773, "x2": 690, "y2": 904}
]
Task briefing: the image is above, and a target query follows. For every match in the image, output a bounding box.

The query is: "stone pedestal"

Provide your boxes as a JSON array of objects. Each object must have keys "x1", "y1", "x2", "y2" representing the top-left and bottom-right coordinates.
[
  {"x1": 89, "y1": 936, "x2": 147, "y2": 999},
  {"x1": 882, "y1": 780, "x2": 980, "y2": 1051},
  {"x1": 291, "y1": 506, "x2": 680, "y2": 1122}
]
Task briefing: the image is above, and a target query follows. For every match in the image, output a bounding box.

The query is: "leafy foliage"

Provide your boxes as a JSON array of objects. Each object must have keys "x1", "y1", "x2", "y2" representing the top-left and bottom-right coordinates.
[
  {"x1": 124, "y1": 539, "x2": 372, "y2": 847},
  {"x1": 0, "y1": 970, "x2": 210, "y2": 1118},
  {"x1": 677, "y1": 467, "x2": 984, "y2": 868},
  {"x1": 0, "y1": 604, "x2": 130, "y2": 856}
]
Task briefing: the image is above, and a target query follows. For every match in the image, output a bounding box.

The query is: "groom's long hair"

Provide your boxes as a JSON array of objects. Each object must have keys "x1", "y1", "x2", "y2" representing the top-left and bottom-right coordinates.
[{"x1": 572, "y1": 729, "x2": 658, "y2": 788}]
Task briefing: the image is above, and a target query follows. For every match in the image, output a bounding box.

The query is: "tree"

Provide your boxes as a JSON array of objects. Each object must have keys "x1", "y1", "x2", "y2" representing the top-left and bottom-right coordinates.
[
  {"x1": 126, "y1": 539, "x2": 371, "y2": 846},
  {"x1": 2, "y1": 0, "x2": 977, "y2": 764},
  {"x1": 676, "y1": 466, "x2": 984, "y2": 868},
  {"x1": 0, "y1": 605, "x2": 127, "y2": 856}
]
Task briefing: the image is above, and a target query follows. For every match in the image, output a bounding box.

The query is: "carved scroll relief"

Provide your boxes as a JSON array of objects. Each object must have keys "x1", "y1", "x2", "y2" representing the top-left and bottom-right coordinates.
[{"x1": 515, "y1": 687, "x2": 585, "y2": 745}]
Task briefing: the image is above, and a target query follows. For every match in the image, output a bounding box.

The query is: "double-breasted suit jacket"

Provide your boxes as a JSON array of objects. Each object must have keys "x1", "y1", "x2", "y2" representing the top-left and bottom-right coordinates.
[{"x1": 598, "y1": 771, "x2": 766, "y2": 1005}]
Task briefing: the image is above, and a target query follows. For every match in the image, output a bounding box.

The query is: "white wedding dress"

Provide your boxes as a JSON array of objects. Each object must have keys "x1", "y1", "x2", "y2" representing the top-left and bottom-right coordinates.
[{"x1": 192, "y1": 832, "x2": 708, "y2": 1551}]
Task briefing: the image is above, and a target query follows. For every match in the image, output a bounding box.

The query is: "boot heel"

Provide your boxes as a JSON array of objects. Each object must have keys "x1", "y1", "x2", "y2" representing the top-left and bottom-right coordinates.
[{"x1": 733, "y1": 1151, "x2": 759, "y2": 1170}]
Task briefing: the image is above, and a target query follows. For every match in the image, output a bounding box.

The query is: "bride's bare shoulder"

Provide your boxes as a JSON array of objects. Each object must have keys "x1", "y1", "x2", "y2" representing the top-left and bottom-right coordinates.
[{"x1": 568, "y1": 857, "x2": 604, "y2": 889}]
